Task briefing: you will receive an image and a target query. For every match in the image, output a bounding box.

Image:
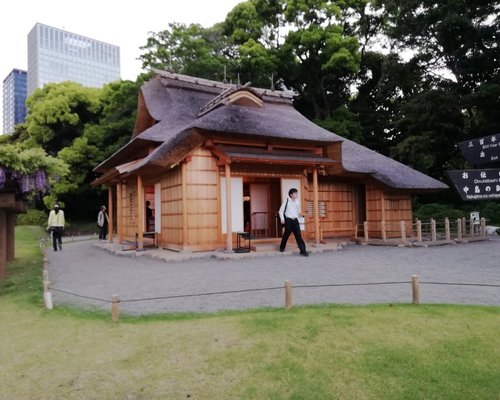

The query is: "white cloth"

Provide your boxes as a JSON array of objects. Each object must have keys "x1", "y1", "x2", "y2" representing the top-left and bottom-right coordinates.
[
  {"x1": 97, "y1": 210, "x2": 109, "y2": 227},
  {"x1": 278, "y1": 197, "x2": 301, "y2": 221}
]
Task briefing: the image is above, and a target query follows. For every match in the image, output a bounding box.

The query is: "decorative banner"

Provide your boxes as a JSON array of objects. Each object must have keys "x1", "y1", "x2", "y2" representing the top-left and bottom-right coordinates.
[
  {"x1": 447, "y1": 169, "x2": 500, "y2": 201},
  {"x1": 457, "y1": 133, "x2": 500, "y2": 165}
]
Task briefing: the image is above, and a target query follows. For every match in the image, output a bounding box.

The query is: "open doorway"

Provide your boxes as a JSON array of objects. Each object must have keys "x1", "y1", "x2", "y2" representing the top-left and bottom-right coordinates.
[
  {"x1": 354, "y1": 184, "x2": 366, "y2": 235},
  {"x1": 144, "y1": 185, "x2": 155, "y2": 232},
  {"x1": 243, "y1": 178, "x2": 281, "y2": 238}
]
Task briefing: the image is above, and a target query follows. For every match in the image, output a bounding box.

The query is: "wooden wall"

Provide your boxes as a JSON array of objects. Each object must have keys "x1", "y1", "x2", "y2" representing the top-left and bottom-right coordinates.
[
  {"x1": 185, "y1": 147, "x2": 220, "y2": 249},
  {"x1": 366, "y1": 182, "x2": 413, "y2": 238},
  {"x1": 306, "y1": 180, "x2": 356, "y2": 238},
  {"x1": 160, "y1": 167, "x2": 183, "y2": 248}
]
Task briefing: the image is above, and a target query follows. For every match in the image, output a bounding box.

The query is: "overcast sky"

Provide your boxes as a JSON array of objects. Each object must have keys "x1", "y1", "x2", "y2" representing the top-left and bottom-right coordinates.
[{"x1": 1, "y1": 0, "x2": 242, "y2": 131}]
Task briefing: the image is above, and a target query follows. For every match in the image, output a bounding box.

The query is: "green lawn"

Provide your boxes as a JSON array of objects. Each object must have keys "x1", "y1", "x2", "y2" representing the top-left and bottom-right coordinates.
[{"x1": 1, "y1": 227, "x2": 499, "y2": 400}]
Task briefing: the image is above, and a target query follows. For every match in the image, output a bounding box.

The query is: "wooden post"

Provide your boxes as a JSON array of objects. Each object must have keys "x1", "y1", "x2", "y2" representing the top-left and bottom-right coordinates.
[
  {"x1": 225, "y1": 163, "x2": 233, "y2": 252},
  {"x1": 411, "y1": 275, "x2": 420, "y2": 305},
  {"x1": 181, "y1": 162, "x2": 189, "y2": 249},
  {"x1": 44, "y1": 280, "x2": 53, "y2": 309},
  {"x1": 284, "y1": 280, "x2": 292, "y2": 310},
  {"x1": 111, "y1": 295, "x2": 120, "y2": 322},
  {"x1": 117, "y1": 183, "x2": 123, "y2": 243},
  {"x1": 108, "y1": 185, "x2": 114, "y2": 243},
  {"x1": 445, "y1": 218, "x2": 450, "y2": 241},
  {"x1": 400, "y1": 220, "x2": 406, "y2": 243},
  {"x1": 457, "y1": 218, "x2": 462, "y2": 239},
  {"x1": 416, "y1": 219, "x2": 422, "y2": 242},
  {"x1": 469, "y1": 217, "x2": 475, "y2": 237},
  {"x1": 381, "y1": 220, "x2": 387, "y2": 242},
  {"x1": 354, "y1": 224, "x2": 358, "y2": 239},
  {"x1": 319, "y1": 226, "x2": 323, "y2": 244},
  {"x1": 313, "y1": 167, "x2": 320, "y2": 245},
  {"x1": 364, "y1": 221, "x2": 368, "y2": 242},
  {"x1": 137, "y1": 175, "x2": 144, "y2": 250},
  {"x1": 480, "y1": 217, "x2": 486, "y2": 237},
  {"x1": 461, "y1": 217, "x2": 466, "y2": 237},
  {"x1": 430, "y1": 218, "x2": 436, "y2": 241}
]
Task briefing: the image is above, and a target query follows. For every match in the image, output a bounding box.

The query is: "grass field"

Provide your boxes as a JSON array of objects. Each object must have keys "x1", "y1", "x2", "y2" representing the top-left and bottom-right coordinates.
[{"x1": 1, "y1": 227, "x2": 499, "y2": 400}]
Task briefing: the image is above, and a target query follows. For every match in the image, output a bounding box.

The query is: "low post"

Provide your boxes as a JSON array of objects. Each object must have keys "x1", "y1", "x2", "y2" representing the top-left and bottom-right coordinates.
[
  {"x1": 354, "y1": 224, "x2": 358, "y2": 239},
  {"x1": 400, "y1": 220, "x2": 406, "y2": 243},
  {"x1": 381, "y1": 220, "x2": 387, "y2": 242},
  {"x1": 416, "y1": 219, "x2": 422, "y2": 242},
  {"x1": 44, "y1": 280, "x2": 53, "y2": 310},
  {"x1": 445, "y1": 218, "x2": 450, "y2": 241},
  {"x1": 469, "y1": 217, "x2": 475, "y2": 237},
  {"x1": 411, "y1": 275, "x2": 420, "y2": 305},
  {"x1": 111, "y1": 295, "x2": 120, "y2": 322},
  {"x1": 430, "y1": 218, "x2": 436, "y2": 241},
  {"x1": 457, "y1": 218, "x2": 462, "y2": 239},
  {"x1": 364, "y1": 221, "x2": 369, "y2": 242},
  {"x1": 284, "y1": 280, "x2": 292, "y2": 310},
  {"x1": 461, "y1": 217, "x2": 467, "y2": 237},
  {"x1": 480, "y1": 217, "x2": 486, "y2": 237}
]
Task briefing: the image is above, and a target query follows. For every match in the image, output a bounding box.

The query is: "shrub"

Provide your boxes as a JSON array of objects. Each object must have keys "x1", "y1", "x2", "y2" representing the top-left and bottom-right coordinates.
[
  {"x1": 17, "y1": 209, "x2": 47, "y2": 227},
  {"x1": 414, "y1": 203, "x2": 465, "y2": 221},
  {"x1": 481, "y1": 202, "x2": 500, "y2": 225}
]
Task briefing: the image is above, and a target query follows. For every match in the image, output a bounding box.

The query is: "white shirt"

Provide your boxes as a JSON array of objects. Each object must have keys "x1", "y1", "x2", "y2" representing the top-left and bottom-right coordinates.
[{"x1": 278, "y1": 197, "x2": 300, "y2": 221}]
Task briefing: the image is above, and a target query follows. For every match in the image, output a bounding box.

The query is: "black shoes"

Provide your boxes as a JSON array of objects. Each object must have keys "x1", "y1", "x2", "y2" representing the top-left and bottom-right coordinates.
[
  {"x1": 279, "y1": 248, "x2": 285, "y2": 252},
  {"x1": 300, "y1": 251, "x2": 309, "y2": 257}
]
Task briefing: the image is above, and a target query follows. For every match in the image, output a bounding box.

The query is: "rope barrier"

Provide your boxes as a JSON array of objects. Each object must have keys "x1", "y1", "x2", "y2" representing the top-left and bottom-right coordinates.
[
  {"x1": 420, "y1": 281, "x2": 500, "y2": 288},
  {"x1": 50, "y1": 288, "x2": 111, "y2": 303},
  {"x1": 293, "y1": 281, "x2": 410, "y2": 289}
]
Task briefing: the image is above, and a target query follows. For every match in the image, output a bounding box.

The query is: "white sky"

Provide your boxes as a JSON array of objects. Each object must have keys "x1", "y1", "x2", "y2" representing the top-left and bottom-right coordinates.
[{"x1": 1, "y1": 0, "x2": 242, "y2": 131}]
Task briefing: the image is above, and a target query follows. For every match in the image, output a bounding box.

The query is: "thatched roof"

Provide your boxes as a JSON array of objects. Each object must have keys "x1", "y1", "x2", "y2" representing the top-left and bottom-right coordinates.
[{"x1": 94, "y1": 70, "x2": 447, "y2": 191}]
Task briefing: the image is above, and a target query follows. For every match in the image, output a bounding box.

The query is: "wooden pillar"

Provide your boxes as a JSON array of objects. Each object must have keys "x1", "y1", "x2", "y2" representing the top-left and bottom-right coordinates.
[
  {"x1": 6, "y1": 211, "x2": 16, "y2": 261},
  {"x1": 381, "y1": 220, "x2": 387, "y2": 242},
  {"x1": 457, "y1": 218, "x2": 462, "y2": 239},
  {"x1": 0, "y1": 210, "x2": 6, "y2": 279},
  {"x1": 313, "y1": 167, "x2": 320, "y2": 245},
  {"x1": 400, "y1": 220, "x2": 406, "y2": 243},
  {"x1": 108, "y1": 185, "x2": 114, "y2": 243},
  {"x1": 430, "y1": 218, "x2": 436, "y2": 241},
  {"x1": 182, "y1": 162, "x2": 188, "y2": 248},
  {"x1": 117, "y1": 183, "x2": 123, "y2": 243},
  {"x1": 225, "y1": 163, "x2": 233, "y2": 252},
  {"x1": 461, "y1": 217, "x2": 466, "y2": 237},
  {"x1": 416, "y1": 219, "x2": 422, "y2": 242},
  {"x1": 137, "y1": 175, "x2": 144, "y2": 250},
  {"x1": 480, "y1": 217, "x2": 486, "y2": 237},
  {"x1": 364, "y1": 221, "x2": 369, "y2": 242},
  {"x1": 380, "y1": 191, "x2": 386, "y2": 226},
  {"x1": 445, "y1": 218, "x2": 450, "y2": 241},
  {"x1": 412, "y1": 275, "x2": 420, "y2": 305}
]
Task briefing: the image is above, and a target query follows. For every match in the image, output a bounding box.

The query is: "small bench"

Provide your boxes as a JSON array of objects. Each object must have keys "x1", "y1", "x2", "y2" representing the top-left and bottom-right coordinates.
[{"x1": 235, "y1": 232, "x2": 251, "y2": 253}]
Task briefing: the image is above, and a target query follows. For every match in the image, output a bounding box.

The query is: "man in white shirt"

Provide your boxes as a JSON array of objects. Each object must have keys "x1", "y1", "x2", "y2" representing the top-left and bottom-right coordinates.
[{"x1": 278, "y1": 188, "x2": 308, "y2": 256}]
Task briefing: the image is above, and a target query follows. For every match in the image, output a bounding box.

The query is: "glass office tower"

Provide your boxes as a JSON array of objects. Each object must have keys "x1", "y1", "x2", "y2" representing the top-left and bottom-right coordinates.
[
  {"x1": 2, "y1": 69, "x2": 27, "y2": 134},
  {"x1": 27, "y1": 23, "x2": 120, "y2": 95}
]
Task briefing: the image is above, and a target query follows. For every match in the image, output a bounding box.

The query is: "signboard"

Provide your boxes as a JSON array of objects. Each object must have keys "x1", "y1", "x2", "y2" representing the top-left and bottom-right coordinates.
[
  {"x1": 470, "y1": 211, "x2": 480, "y2": 225},
  {"x1": 457, "y1": 133, "x2": 500, "y2": 165},
  {"x1": 447, "y1": 169, "x2": 500, "y2": 201}
]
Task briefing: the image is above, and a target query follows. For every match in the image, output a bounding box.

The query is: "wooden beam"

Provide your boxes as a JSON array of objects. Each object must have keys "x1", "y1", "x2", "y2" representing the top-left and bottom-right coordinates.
[
  {"x1": 137, "y1": 175, "x2": 144, "y2": 250},
  {"x1": 108, "y1": 186, "x2": 114, "y2": 243},
  {"x1": 313, "y1": 167, "x2": 320, "y2": 245},
  {"x1": 117, "y1": 183, "x2": 123, "y2": 243},
  {"x1": 182, "y1": 162, "x2": 188, "y2": 248},
  {"x1": 225, "y1": 163, "x2": 233, "y2": 252}
]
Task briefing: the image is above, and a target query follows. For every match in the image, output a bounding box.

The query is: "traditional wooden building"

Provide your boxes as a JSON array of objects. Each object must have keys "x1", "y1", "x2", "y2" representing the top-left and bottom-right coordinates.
[{"x1": 93, "y1": 70, "x2": 447, "y2": 252}]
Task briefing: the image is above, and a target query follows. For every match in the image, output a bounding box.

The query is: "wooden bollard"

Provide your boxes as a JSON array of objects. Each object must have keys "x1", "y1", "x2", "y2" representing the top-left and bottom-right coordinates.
[
  {"x1": 461, "y1": 217, "x2": 467, "y2": 237},
  {"x1": 416, "y1": 219, "x2": 422, "y2": 242},
  {"x1": 44, "y1": 280, "x2": 53, "y2": 310},
  {"x1": 284, "y1": 280, "x2": 292, "y2": 310},
  {"x1": 111, "y1": 295, "x2": 120, "y2": 322},
  {"x1": 400, "y1": 221, "x2": 406, "y2": 243},
  {"x1": 412, "y1": 275, "x2": 420, "y2": 305},
  {"x1": 364, "y1": 221, "x2": 369, "y2": 242},
  {"x1": 480, "y1": 217, "x2": 486, "y2": 237},
  {"x1": 381, "y1": 220, "x2": 387, "y2": 242},
  {"x1": 457, "y1": 218, "x2": 462, "y2": 239},
  {"x1": 430, "y1": 219, "x2": 436, "y2": 241},
  {"x1": 445, "y1": 218, "x2": 450, "y2": 241}
]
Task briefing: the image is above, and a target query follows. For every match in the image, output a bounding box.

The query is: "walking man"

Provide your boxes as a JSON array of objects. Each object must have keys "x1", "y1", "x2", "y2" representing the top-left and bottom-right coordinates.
[
  {"x1": 97, "y1": 205, "x2": 109, "y2": 240},
  {"x1": 278, "y1": 188, "x2": 308, "y2": 256},
  {"x1": 47, "y1": 203, "x2": 65, "y2": 251}
]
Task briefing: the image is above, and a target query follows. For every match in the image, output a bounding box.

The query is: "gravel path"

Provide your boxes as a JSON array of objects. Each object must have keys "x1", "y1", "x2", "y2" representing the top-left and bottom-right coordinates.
[{"x1": 47, "y1": 236, "x2": 500, "y2": 315}]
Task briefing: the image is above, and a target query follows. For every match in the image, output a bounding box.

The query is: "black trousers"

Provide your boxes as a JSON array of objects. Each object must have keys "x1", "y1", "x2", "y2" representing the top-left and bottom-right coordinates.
[
  {"x1": 99, "y1": 222, "x2": 108, "y2": 240},
  {"x1": 52, "y1": 227, "x2": 63, "y2": 251},
  {"x1": 280, "y1": 218, "x2": 306, "y2": 253}
]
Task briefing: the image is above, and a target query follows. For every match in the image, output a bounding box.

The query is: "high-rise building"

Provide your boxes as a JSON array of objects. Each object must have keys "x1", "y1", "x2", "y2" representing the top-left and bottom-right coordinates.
[
  {"x1": 27, "y1": 23, "x2": 120, "y2": 95},
  {"x1": 2, "y1": 69, "x2": 27, "y2": 134}
]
